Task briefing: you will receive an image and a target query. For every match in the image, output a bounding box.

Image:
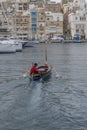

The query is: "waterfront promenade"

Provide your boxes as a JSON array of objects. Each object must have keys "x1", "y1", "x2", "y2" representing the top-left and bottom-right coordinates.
[{"x1": 48, "y1": 39, "x2": 87, "y2": 43}]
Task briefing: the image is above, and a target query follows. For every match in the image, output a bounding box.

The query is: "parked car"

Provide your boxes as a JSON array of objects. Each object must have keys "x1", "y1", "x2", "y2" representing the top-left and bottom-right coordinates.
[
  {"x1": 57, "y1": 34, "x2": 65, "y2": 38},
  {"x1": 51, "y1": 34, "x2": 65, "y2": 41},
  {"x1": 73, "y1": 34, "x2": 81, "y2": 40}
]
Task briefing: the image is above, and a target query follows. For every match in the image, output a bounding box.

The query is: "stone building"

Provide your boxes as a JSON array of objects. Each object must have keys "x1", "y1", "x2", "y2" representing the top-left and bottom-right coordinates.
[
  {"x1": 12, "y1": 12, "x2": 30, "y2": 39},
  {"x1": 0, "y1": 1, "x2": 11, "y2": 37},
  {"x1": 12, "y1": 0, "x2": 30, "y2": 39},
  {"x1": 0, "y1": 0, "x2": 64, "y2": 40},
  {"x1": 37, "y1": 8, "x2": 46, "y2": 41},
  {"x1": 29, "y1": 5, "x2": 38, "y2": 40},
  {"x1": 45, "y1": 11, "x2": 63, "y2": 39},
  {"x1": 61, "y1": 0, "x2": 86, "y2": 38},
  {"x1": 29, "y1": 0, "x2": 44, "y2": 8},
  {"x1": 68, "y1": 10, "x2": 87, "y2": 39}
]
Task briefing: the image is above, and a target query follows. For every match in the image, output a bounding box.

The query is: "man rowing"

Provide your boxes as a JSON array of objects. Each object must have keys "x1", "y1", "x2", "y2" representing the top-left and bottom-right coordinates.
[{"x1": 30, "y1": 63, "x2": 40, "y2": 76}]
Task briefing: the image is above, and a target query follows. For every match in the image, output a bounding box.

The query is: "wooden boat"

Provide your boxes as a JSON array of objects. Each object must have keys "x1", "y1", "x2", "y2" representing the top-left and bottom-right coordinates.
[{"x1": 30, "y1": 63, "x2": 52, "y2": 81}]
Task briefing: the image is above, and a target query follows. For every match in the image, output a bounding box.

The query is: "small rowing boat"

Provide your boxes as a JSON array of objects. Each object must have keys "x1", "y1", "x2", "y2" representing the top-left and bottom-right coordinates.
[
  {"x1": 30, "y1": 63, "x2": 52, "y2": 81},
  {"x1": 30, "y1": 47, "x2": 52, "y2": 81}
]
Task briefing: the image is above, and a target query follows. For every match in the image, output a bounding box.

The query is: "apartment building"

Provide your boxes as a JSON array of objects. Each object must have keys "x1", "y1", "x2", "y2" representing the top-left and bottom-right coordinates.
[
  {"x1": 11, "y1": 0, "x2": 30, "y2": 39},
  {"x1": 0, "y1": 1, "x2": 11, "y2": 37},
  {"x1": 68, "y1": 10, "x2": 87, "y2": 39},
  {"x1": 45, "y1": 11, "x2": 63, "y2": 39},
  {"x1": 0, "y1": 0, "x2": 64, "y2": 40},
  {"x1": 37, "y1": 8, "x2": 46, "y2": 41},
  {"x1": 61, "y1": 0, "x2": 73, "y2": 5},
  {"x1": 12, "y1": 12, "x2": 30, "y2": 39},
  {"x1": 29, "y1": 5, "x2": 38, "y2": 40},
  {"x1": 45, "y1": 1, "x2": 61, "y2": 13},
  {"x1": 62, "y1": 0, "x2": 86, "y2": 38},
  {"x1": 73, "y1": 0, "x2": 85, "y2": 9}
]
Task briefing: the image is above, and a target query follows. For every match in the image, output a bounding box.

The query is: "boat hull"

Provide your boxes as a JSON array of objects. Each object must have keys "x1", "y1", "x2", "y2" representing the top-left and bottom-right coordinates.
[{"x1": 0, "y1": 43, "x2": 16, "y2": 53}]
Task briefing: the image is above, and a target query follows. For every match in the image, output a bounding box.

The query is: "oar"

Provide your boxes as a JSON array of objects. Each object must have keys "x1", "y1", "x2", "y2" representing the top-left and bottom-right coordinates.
[
  {"x1": 45, "y1": 48, "x2": 47, "y2": 62},
  {"x1": 22, "y1": 71, "x2": 29, "y2": 78},
  {"x1": 52, "y1": 68, "x2": 62, "y2": 78}
]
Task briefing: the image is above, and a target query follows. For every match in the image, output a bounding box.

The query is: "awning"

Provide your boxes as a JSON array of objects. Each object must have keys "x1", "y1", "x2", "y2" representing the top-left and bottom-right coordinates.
[{"x1": 46, "y1": 28, "x2": 57, "y2": 33}]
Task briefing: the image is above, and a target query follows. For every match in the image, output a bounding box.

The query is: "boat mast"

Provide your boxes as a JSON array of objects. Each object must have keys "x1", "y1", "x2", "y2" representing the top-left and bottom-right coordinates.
[
  {"x1": 45, "y1": 48, "x2": 47, "y2": 63},
  {"x1": 14, "y1": 0, "x2": 17, "y2": 39}
]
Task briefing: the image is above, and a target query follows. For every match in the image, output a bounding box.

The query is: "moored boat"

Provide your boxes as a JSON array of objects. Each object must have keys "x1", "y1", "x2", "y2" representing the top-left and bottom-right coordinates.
[
  {"x1": 30, "y1": 63, "x2": 52, "y2": 81},
  {"x1": 0, "y1": 39, "x2": 22, "y2": 52},
  {"x1": 0, "y1": 43, "x2": 16, "y2": 53},
  {"x1": 73, "y1": 40, "x2": 85, "y2": 43}
]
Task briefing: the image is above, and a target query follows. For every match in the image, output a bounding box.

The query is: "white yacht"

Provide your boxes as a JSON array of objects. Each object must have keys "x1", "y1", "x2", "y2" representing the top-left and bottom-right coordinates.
[
  {"x1": 14, "y1": 41, "x2": 22, "y2": 52},
  {"x1": 0, "y1": 38, "x2": 22, "y2": 52},
  {"x1": 9, "y1": 39, "x2": 23, "y2": 52},
  {"x1": 0, "y1": 42, "x2": 16, "y2": 53}
]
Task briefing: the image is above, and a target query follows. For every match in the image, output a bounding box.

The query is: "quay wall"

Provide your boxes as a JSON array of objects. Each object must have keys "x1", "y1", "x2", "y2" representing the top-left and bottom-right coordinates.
[{"x1": 46, "y1": 40, "x2": 87, "y2": 43}]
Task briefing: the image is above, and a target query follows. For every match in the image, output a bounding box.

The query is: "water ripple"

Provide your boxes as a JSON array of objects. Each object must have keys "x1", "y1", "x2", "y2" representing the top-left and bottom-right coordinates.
[{"x1": 0, "y1": 43, "x2": 87, "y2": 130}]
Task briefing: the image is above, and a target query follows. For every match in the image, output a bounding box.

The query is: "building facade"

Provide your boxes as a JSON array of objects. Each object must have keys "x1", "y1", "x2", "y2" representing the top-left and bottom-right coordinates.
[
  {"x1": 45, "y1": 1, "x2": 61, "y2": 13},
  {"x1": 61, "y1": 0, "x2": 73, "y2": 5},
  {"x1": 62, "y1": 0, "x2": 87, "y2": 38},
  {"x1": 12, "y1": 0, "x2": 30, "y2": 39},
  {"x1": 0, "y1": 0, "x2": 63, "y2": 40},
  {"x1": 0, "y1": 1, "x2": 11, "y2": 37},
  {"x1": 45, "y1": 11, "x2": 63, "y2": 39},
  {"x1": 37, "y1": 8, "x2": 46, "y2": 41},
  {"x1": 68, "y1": 10, "x2": 87, "y2": 39}
]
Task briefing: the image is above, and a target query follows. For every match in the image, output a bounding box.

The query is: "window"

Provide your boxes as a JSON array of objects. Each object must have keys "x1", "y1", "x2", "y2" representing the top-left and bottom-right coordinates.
[
  {"x1": 24, "y1": 19, "x2": 27, "y2": 22},
  {"x1": 32, "y1": 18, "x2": 37, "y2": 23},
  {"x1": 47, "y1": 18, "x2": 49, "y2": 20},
  {"x1": 31, "y1": 12, "x2": 37, "y2": 17},
  {"x1": 32, "y1": 24, "x2": 37, "y2": 32},
  {"x1": 76, "y1": 24, "x2": 78, "y2": 28},
  {"x1": 19, "y1": 7, "x2": 22, "y2": 10},
  {"x1": 75, "y1": 0, "x2": 78, "y2": 3},
  {"x1": 0, "y1": 21, "x2": 2, "y2": 26},
  {"x1": 81, "y1": 29, "x2": 84, "y2": 33},
  {"x1": 32, "y1": 24, "x2": 37, "y2": 28},
  {"x1": 79, "y1": 24, "x2": 81, "y2": 28},
  {"x1": 76, "y1": 29, "x2": 79, "y2": 33},
  {"x1": 75, "y1": 17, "x2": 78, "y2": 20},
  {"x1": 80, "y1": 17, "x2": 82, "y2": 20},
  {"x1": 40, "y1": 17, "x2": 43, "y2": 20},
  {"x1": 57, "y1": 17, "x2": 59, "y2": 21},
  {"x1": 40, "y1": 24, "x2": 42, "y2": 27},
  {"x1": 32, "y1": 28, "x2": 37, "y2": 32}
]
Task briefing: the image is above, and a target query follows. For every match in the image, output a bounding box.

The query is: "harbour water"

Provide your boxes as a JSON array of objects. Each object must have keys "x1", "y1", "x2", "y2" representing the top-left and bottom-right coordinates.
[{"x1": 0, "y1": 43, "x2": 87, "y2": 130}]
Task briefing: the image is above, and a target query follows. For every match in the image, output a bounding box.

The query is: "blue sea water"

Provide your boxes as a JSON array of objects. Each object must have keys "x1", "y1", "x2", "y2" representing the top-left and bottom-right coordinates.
[{"x1": 0, "y1": 43, "x2": 87, "y2": 130}]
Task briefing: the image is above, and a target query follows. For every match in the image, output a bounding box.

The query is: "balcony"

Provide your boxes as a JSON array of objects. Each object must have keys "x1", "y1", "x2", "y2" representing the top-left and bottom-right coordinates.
[
  {"x1": 16, "y1": 30, "x2": 29, "y2": 34},
  {"x1": 39, "y1": 26, "x2": 44, "y2": 31}
]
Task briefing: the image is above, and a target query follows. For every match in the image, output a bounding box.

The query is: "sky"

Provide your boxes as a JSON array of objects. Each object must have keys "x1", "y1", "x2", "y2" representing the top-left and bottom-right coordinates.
[
  {"x1": 51, "y1": 0, "x2": 87, "y2": 2},
  {"x1": 51, "y1": 0, "x2": 61, "y2": 2}
]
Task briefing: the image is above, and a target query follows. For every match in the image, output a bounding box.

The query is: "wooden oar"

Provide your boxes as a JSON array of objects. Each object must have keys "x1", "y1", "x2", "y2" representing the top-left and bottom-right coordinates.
[
  {"x1": 45, "y1": 48, "x2": 47, "y2": 62},
  {"x1": 52, "y1": 68, "x2": 62, "y2": 78},
  {"x1": 22, "y1": 72, "x2": 29, "y2": 78},
  {"x1": 30, "y1": 73, "x2": 41, "y2": 78}
]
